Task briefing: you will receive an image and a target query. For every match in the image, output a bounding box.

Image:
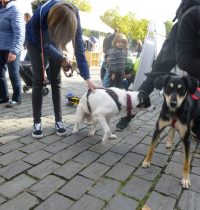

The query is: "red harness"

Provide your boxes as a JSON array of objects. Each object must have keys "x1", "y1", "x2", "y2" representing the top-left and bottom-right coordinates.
[
  {"x1": 191, "y1": 87, "x2": 200, "y2": 100},
  {"x1": 127, "y1": 94, "x2": 132, "y2": 117}
]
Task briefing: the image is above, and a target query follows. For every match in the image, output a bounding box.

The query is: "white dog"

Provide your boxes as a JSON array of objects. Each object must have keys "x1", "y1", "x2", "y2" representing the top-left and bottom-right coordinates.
[{"x1": 73, "y1": 87, "x2": 152, "y2": 143}]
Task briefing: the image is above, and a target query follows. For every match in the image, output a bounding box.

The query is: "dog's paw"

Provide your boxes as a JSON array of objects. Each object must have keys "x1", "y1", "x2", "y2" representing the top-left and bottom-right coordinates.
[
  {"x1": 109, "y1": 134, "x2": 117, "y2": 139},
  {"x1": 142, "y1": 160, "x2": 150, "y2": 168},
  {"x1": 182, "y1": 177, "x2": 191, "y2": 189},
  {"x1": 73, "y1": 128, "x2": 78, "y2": 135},
  {"x1": 88, "y1": 131, "x2": 95, "y2": 136}
]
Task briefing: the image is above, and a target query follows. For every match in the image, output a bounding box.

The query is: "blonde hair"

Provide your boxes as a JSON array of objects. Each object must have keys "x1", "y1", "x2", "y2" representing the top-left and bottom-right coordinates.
[
  {"x1": 112, "y1": 33, "x2": 128, "y2": 48},
  {"x1": 48, "y1": 3, "x2": 77, "y2": 50}
]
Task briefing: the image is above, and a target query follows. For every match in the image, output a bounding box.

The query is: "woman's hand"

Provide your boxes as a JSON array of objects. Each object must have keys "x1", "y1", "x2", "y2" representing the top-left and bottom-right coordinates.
[
  {"x1": 7, "y1": 52, "x2": 16, "y2": 63},
  {"x1": 111, "y1": 73, "x2": 115, "y2": 81},
  {"x1": 86, "y1": 79, "x2": 101, "y2": 92}
]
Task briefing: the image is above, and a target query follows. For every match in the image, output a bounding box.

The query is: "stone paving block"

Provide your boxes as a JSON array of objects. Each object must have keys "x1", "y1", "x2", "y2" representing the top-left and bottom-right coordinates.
[
  {"x1": 88, "y1": 178, "x2": 121, "y2": 200},
  {"x1": 50, "y1": 149, "x2": 77, "y2": 164},
  {"x1": 80, "y1": 162, "x2": 110, "y2": 180},
  {"x1": 0, "y1": 192, "x2": 39, "y2": 210},
  {"x1": 141, "y1": 135, "x2": 152, "y2": 145},
  {"x1": 106, "y1": 163, "x2": 135, "y2": 182},
  {"x1": 0, "y1": 141, "x2": 23, "y2": 154},
  {"x1": 164, "y1": 161, "x2": 183, "y2": 179},
  {"x1": 191, "y1": 166, "x2": 200, "y2": 176},
  {"x1": 18, "y1": 136, "x2": 35, "y2": 145},
  {"x1": 28, "y1": 160, "x2": 60, "y2": 179},
  {"x1": 59, "y1": 175, "x2": 94, "y2": 199},
  {"x1": 23, "y1": 150, "x2": 52, "y2": 165},
  {"x1": 43, "y1": 142, "x2": 69, "y2": 154},
  {"x1": 190, "y1": 174, "x2": 200, "y2": 193},
  {"x1": 145, "y1": 191, "x2": 176, "y2": 210},
  {"x1": 120, "y1": 152, "x2": 144, "y2": 167},
  {"x1": 121, "y1": 177, "x2": 152, "y2": 200},
  {"x1": 80, "y1": 135, "x2": 102, "y2": 145},
  {"x1": 0, "y1": 174, "x2": 36, "y2": 198},
  {"x1": 39, "y1": 135, "x2": 63, "y2": 145},
  {"x1": 0, "y1": 150, "x2": 27, "y2": 166},
  {"x1": 131, "y1": 143, "x2": 149, "y2": 156},
  {"x1": 61, "y1": 134, "x2": 84, "y2": 145},
  {"x1": 54, "y1": 160, "x2": 84, "y2": 179},
  {"x1": 151, "y1": 152, "x2": 169, "y2": 167},
  {"x1": 191, "y1": 157, "x2": 200, "y2": 167},
  {"x1": 122, "y1": 135, "x2": 142, "y2": 146},
  {"x1": 97, "y1": 151, "x2": 122, "y2": 166},
  {"x1": 155, "y1": 142, "x2": 174, "y2": 155},
  {"x1": 34, "y1": 193, "x2": 74, "y2": 210},
  {"x1": 89, "y1": 142, "x2": 114, "y2": 154},
  {"x1": 73, "y1": 150, "x2": 100, "y2": 165},
  {"x1": 0, "y1": 197, "x2": 6, "y2": 205},
  {"x1": 134, "y1": 165, "x2": 161, "y2": 181},
  {"x1": 20, "y1": 142, "x2": 46, "y2": 154},
  {"x1": 111, "y1": 142, "x2": 132, "y2": 155},
  {"x1": 68, "y1": 194, "x2": 105, "y2": 210},
  {"x1": 178, "y1": 190, "x2": 200, "y2": 210},
  {"x1": 155, "y1": 174, "x2": 182, "y2": 198},
  {"x1": 67, "y1": 141, "x2": 92, "y2": 153},
  {"x1": 104, "y1": 194, "x2": 138, "y2": 210},
  {"x1": 0, "y1": 160, "x2": 31, "y2": 179},
  {"x1": 29, "y1": 175, "x2": 66, "y2": 200}
]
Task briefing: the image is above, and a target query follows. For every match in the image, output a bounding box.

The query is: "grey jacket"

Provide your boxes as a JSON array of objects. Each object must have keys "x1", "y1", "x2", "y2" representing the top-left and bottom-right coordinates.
[{"x1": 0, "y1": 1, "x2": 25, "y2": 55}]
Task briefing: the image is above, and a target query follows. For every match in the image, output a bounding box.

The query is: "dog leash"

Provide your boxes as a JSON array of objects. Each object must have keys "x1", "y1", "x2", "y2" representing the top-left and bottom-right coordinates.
[{"x1": 40, "y1": 0, "x2": 51, "y2": 85}]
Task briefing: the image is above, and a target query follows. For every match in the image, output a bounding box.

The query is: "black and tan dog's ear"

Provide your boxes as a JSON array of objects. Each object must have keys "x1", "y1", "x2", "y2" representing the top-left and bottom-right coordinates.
[
  {"x1": 183, "y1": 76, "x2": 198, "y2": 94},
  {"x1": 154, "y1": 75, "x2": 171, "y2": 90}
]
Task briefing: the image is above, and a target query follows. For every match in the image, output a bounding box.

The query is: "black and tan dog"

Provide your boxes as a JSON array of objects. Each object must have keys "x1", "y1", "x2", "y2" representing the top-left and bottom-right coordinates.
[{"x1": 142, "y1": 75, "x2": 199, "y2": 189}]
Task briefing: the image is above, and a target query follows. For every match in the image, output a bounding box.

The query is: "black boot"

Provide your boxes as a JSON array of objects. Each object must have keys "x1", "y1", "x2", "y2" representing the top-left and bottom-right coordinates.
[{"x1": 116, "y1": 116, "x2": 133, "y2": 131}]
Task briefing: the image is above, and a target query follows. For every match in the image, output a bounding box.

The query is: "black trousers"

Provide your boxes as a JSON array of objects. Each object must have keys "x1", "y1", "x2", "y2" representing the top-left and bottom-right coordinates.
[{"x1": 27, "y1": 42, "x2": 62, "y2": 124}]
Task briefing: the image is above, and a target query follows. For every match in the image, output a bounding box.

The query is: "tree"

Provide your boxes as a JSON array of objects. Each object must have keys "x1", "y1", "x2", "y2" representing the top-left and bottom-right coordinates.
[
  {"x1": 67, "y1": 0, "x2": 92, "y2": 12},
  {"x1": 101, "y1": 8, "x2": 149, "y2": 41},
  {"x1": 164, "y1": 20, "x2": 173, "y2": 36}
]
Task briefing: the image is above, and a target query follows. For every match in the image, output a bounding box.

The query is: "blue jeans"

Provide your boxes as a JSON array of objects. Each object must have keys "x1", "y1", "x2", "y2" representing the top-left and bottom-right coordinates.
[
  {"x1": 103, "y1": 69, "x2": 110, "y2": 88},
  {"x1": 0, "y1": 50, "x2": 22, "y2": 102}
]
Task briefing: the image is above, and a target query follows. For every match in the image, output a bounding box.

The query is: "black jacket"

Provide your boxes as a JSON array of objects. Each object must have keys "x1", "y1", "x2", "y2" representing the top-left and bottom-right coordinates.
[{"x1": 176, "y1": 3, "x2": 200, "y2": 80}]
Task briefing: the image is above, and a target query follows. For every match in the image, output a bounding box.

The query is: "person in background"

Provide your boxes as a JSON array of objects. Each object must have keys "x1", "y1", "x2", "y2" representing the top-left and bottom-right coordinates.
[
  {"x1": 109, "y1": 34, "x2": 128, "y2": 88},
  {"x1": 100, "y1": 28, "x2": 119, "y2": 81},
  {"x1": 23, "y1": 12, "x2": 31, "y2": 61},
  {"x1": 26, "y1": 0, "x2": 99, "y2": 139},
  {"x1": 134, "y1": 39, "x2": 143, "y2": 58},
  {"x1": 0, "y1": 0, "x2": 25, "y2": 107}
]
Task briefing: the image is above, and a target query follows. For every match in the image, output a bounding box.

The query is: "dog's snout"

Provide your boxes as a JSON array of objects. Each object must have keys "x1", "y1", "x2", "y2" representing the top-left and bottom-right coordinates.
[
  {"x1": 170, "y1": 100, "x2": 177, "y2": 107},
  {"x1": 170, "y1": 94, "x2": 177, "y2": 107}
]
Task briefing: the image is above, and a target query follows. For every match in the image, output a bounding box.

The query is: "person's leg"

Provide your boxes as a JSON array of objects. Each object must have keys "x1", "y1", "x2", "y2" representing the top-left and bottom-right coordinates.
[
  {"x1": 102, "y1": 69, "x2": 110, "y2": 88},
  {"x1": 48, "y1": 58, "x2": 67, "y2": 136},
  {"x1": 7, "y1": 53, "x2": 22, "y2": 103},
  {"x1": 27, "y1": 43, "x2": 44, "y2": 138},
  {"x1": 48, "y1": 58, "x2": 62, "y2": 122},
  {"x1": 0, "y1": 51, "x2": 9, "y2": 103},
  {"x1": 27, "y1": 43, "x2": 43, "y2": 124}
]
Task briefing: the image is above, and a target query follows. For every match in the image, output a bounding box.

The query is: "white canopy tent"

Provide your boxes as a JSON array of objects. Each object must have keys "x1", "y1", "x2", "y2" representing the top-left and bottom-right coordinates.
[{"x1": 79, "y1": 11, "x2": 113, "y2": 33}]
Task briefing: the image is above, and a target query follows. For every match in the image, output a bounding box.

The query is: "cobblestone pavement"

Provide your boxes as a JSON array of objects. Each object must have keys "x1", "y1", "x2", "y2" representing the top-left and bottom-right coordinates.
[{"x1": 0, "y1": 68, "x2": 200, "y2": 210}]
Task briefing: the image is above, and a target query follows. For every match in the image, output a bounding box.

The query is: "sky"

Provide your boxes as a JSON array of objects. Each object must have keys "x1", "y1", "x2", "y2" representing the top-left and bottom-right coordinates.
[{"x1": 17, "y1": 0, "x2": 181, "y2": 22}]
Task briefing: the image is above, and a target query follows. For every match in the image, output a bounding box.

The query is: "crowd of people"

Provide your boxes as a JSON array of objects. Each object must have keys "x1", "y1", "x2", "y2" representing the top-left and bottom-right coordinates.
[{"x1": 0, "y1": 0, "x2": 200, "y2": 140}]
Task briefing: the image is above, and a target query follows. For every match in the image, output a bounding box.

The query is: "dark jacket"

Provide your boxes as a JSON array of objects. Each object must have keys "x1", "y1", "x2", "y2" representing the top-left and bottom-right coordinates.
[
  {"x1": 103, "y1": 33, "x2": 115, "y2": 54},
  {"x1": 176, "y1": 4, "x2": 200, "y2": 80},
  {"x1": 26, "y1": 0, "x2": 90, "y2": 80}
]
